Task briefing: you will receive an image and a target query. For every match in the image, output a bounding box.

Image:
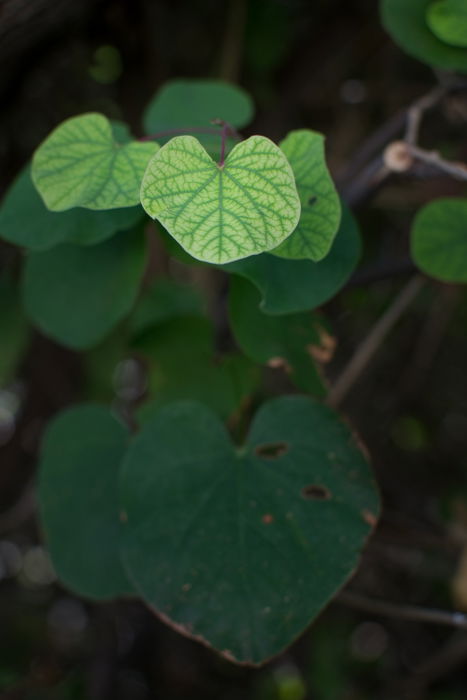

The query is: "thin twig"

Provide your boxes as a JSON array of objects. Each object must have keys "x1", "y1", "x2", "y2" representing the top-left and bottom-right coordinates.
[
  {"x1": 327, "y1": 276, "x2": 425, "y2": 408},
  {"x1": 406, "y1": 143, "x2": 467, "y2": 181},
  {"x1": 405, "y1": 83, "x2": 447, "y2": 144},
  {"x1": 338, "y1": 591, "x2": 467, "y2": 631}
]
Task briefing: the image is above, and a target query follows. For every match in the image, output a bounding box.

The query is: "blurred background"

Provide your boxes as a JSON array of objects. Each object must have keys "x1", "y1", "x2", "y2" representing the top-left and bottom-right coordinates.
[{"x1": 2, "y1": 0, "x2": 467, "y2": 698}]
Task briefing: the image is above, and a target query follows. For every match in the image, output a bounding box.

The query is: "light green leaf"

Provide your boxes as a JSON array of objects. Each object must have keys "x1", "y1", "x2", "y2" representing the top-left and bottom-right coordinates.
[
  {"x1": 226, "y1": 206, "x2": 361, "y2": 314},
  {"x1": 0, "y1": 275, "x2": 30, "y2": 385},
  {"x1": 143, "y1": 79, "x2": 254, "y2": 155},
  {"x1": 229, "y1": 276, "x2": 329, "y2": 397},
  {"x1": 141, "y1": 135, "x2": 301, "y2": 264},
  {"x1": 120, "y1": 396, "x2": 379, "y2": 664},
  {"x1": 0, "y1": 166, "x2": 143, "y2": 250},
  {"x1": 427, "y1": 0, "x2": 467, "y2": 48},
  {"x1": 38, "y1": 404, "x2": 134, "y2": 599},
  {"x1": 32, "y1": 113, "x2": 158, "y2": 211},
  {"x1": 134, "y1": 316, "x2": 259, "y2": 420},
  {"x1": 22, "y1": 228, "x2": 147, "y2": 349},
  {"x1": 381, "y1": 0, "x2": 467, "y2": 72},
  {"x1": 411, "y1": 197, "x2": 467, "y2": 282},
  {"x1": 272, "y1": 130, "x2": 341, "y2": 261}
]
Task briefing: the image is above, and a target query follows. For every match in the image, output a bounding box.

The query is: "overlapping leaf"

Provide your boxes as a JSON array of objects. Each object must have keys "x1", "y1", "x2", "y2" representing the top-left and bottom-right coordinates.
[
  {"x1": 229, "y1": 277, "x2": 330, "y2": 397},
  {"x1": 226, "y1": 206, "x2": 361, "y2": 314},
  {"x1": 411, "y1": 198, "x2": 467, "y2": 282},
  {"x1": 143, "y1": 79, "x2": 254, "y2": 156},
  {"x1": 381, "y1": 0, "x2": 467, "y2": 72},
  {"x1": 23, "y1": 228, "x2": 147, "y2": 349},
  {"x1": 39, "y1": 405, "x2": 133, "y2": 599},
  {"x1": 120, "y1": 396, "x2": 379, "y2": 664},
  {"x1": 0, "y1": 166, "x2": 143, "y2": 249},
  {"x1": 272, "y1": 130, "x2": 341, "y2": 261},
  {"x1": 32, "y1": 113, "x2": 158, "y2": 211},
  {"x1": 140, "y1": 135, "x2": 301, "y2": 264}
]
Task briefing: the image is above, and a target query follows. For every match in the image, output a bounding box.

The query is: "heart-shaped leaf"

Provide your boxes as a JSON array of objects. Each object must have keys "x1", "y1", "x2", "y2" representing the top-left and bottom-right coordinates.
[
  {"x1": 229, "y1": 276, "x2": 329, "y2": 397},
  {"x1": 427, "y1": 0, "x2": 467, "y2": 48},
  {"x1": 38, "y1": 404, "x2": 133, "y2": 600},
  {"x1": 272, "y1": 130, "x2": 341, "y2": 262},
  {"x1": 32, "y1": 113, "x2": 158, "y2": 211},
  {"x1": 22, "y1": 228, "x2": 147, "y2": 349},
  {"x1": 0, "y1": 166, "x2": 143, "y2": 250},
  {"x1": 411, "y1": 198, "x2": 467, "y2": 282},
  {"x1": 381, "y1": 0, "x2": 467, "y2": 72},
  {"x1": 226, "y1": 206, "x2": 361, "y2": 314},
  {"x1": 140, "y1": 135, "x2": 301, "y2": 264},
  {"x1": 120, "y1": 396, "x2": 379, "y2": 664}
]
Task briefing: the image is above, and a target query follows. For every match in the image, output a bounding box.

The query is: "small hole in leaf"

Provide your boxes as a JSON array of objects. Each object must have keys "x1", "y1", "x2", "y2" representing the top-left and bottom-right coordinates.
[
  {"x1": 301, "y1": 484, "x2": 331, "y2": 500},
  {"x1": 308, "y1": 196, "x2": 318, "y2": 206},
  {"x1": 255, "y1": 442, "x2": 288, "y2": 459}
]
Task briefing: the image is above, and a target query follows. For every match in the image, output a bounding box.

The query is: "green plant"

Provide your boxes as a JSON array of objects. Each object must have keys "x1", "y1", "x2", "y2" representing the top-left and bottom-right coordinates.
[{"x1": 1, "y1": 43, "x2": 466, "y2": 666}]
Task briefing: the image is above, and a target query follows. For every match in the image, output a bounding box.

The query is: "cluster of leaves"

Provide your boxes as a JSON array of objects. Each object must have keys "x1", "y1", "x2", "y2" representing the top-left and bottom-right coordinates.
[{"x1": 3, "y1": 46, "x2": 466, "y2": 661}]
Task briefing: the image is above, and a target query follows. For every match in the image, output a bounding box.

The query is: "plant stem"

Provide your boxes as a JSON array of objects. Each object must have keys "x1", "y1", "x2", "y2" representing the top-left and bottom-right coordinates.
[{"x1": 327, "y1": 275, "x2": 425, "y2": 408}]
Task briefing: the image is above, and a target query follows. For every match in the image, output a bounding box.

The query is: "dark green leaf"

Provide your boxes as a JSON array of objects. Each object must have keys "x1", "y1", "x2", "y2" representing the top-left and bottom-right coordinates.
[
  {"x1": 38, "y1": 404, "x2": 133, "y2": 599},
  {"x1": 381, "y1": 0, "x2": 467, "y2": 72},
  {"x1": 229, "y1": 276, "x2": 329, "y2": 397},
  {"x1": 0, "y1": 167, "x2": 143, "y2": 250},
  {"x1": 23, "y1": 228, "x2": 147, "y2": 349},
  {"x1": 143, "y1": 79, "x2": 254, "y2": 155},
  {"x1": 411, "y1": 197, "x2": 467, "y2": 282},
  {"x1": 226, "y1": 206, "x2": 361, "y2": 314},
  {"x1": 120, "y1": 396, "x2": 379, "y2": 664},
  {"x1": 427, "y1": 0, "x2": 467, "y2": 48},
  {"x1": 134, "y1": 316, "x2": 259, "y2": 421},
  {"x1": 130, "y1": 279, "x2": 205, "y2": 337}
]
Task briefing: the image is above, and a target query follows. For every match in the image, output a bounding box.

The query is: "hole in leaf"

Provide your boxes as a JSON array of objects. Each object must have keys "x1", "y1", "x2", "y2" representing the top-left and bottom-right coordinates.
[
  {"x1": 255, "y1": 442, "x2": 288, "y2": 459},
  {"x1": 301, "y1": 484, "x2": 331, "y2": 501}
]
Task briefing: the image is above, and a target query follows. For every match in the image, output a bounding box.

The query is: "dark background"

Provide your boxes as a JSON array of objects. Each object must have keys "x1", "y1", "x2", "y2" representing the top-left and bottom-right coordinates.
[{"x1": 1, "y1": 0, "x2": 467, "y2": 698}]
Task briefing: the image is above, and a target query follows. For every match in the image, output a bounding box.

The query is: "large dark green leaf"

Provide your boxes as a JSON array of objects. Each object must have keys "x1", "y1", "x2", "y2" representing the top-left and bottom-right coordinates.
[
  {"x1": 23, "y1": 228, "x2": 147, "y2": 349},
  {"x1": 0, "y1": 167, "x2": 143, "y2": 250},
  {"x1": 229, "y1": 276, "x2": 329, "y2": 397},
  {"x1": 411, "y1": 198, "x2": 467, "y2": 282},
  {"x1": 226, "y1": 206, "x2": 361, "y2": 314},
  {"x1": 120, "y1": 397, "x2": 379, "y2": 664},
  {"x1": 38, "y1": 404, "x2": 133, "y2": 599},
  {"x1": 381, "y1": 0, "x2": 467, "y2": 72}
]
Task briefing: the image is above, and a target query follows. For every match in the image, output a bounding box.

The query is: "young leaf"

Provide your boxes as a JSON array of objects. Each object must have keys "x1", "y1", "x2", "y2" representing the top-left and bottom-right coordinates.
[
  {"x1": 427, "y1": 0, "x2": 467, "y2": 48},
  {"x1": 143, "y1": 79, "x2": 254, "y2": 155},
  {"x1": 38, "y1": 404, "x2": 133, "y2": 599},
  {"x1": 0, "y1": 275, "x2": 30, "y2": 385},
  {"x1": 140, "y1": 135, "x2": 301, "y2": 264},
  {"x1": 32, "y1": 113, "x2": 158, "y2": 211},
  {"x1": 381, "y1": 0, "x2": 467, "y2": 72},
  {"x1": 22, "y1": 228, "x2": 147, "y2": 349},
  {"x1": 229, "y1": 276, "x2": 329, "y2": 397},
  {"x1": 272, "y1": 130, "x2": 341, "y2": 261},
  {"x1": 120, "y1": 396, "x2": 379, "y2": 664},
  {"x1": 0, "y1": 166, "x2": 143, "y2": 250},
  {"x1": 226, "y1": 206, "x2": 361, "y2": 314},
  {"x1": 411, "y1": 198, "x2": 467, "y2": 282},
  {"x1": 134, "y1": 316, "x2": 259, "y2": 421}
]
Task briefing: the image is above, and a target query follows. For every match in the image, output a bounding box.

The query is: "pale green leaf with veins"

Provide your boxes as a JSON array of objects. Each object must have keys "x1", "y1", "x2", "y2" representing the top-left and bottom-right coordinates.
[
  {"x1": 140, "y1": 134, "x2": 301, "y2": 264},
  {"x1": 32, "y1": 113, "x2": 158, "y2": 211},
  {"x1": 272, "y1": 129, "x2": 341, "y2": 261},
  {"x1": 427, "y1": 0, "x2": 467, "y2": 48}
]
